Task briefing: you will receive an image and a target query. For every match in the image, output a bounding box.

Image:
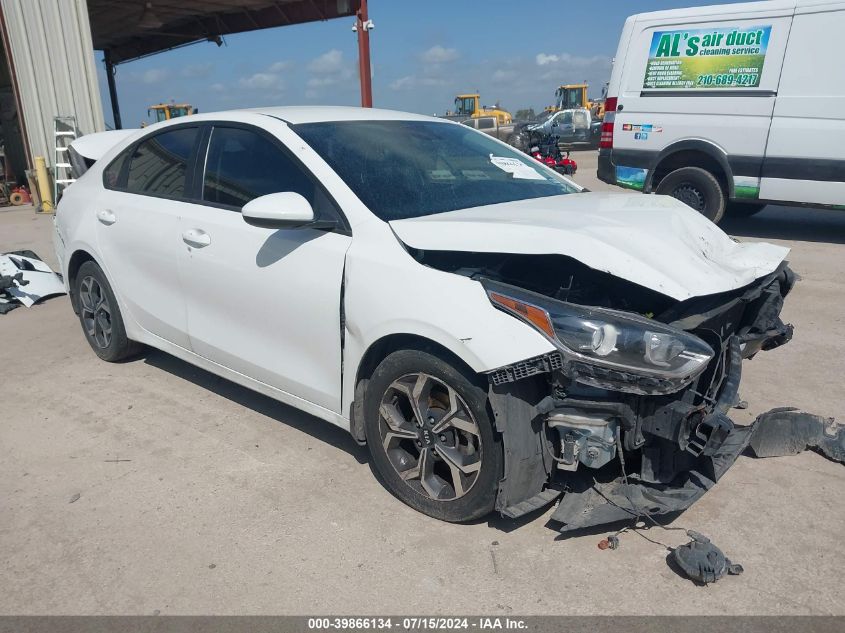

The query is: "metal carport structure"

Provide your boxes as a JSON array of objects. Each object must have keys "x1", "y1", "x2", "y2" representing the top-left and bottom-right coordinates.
[
  {"x1": 0, "y1": 0, "x2": 372, "y2": 197},
  {"x1": 88, "y1": 0, "x2": 373, "y2": 129}
]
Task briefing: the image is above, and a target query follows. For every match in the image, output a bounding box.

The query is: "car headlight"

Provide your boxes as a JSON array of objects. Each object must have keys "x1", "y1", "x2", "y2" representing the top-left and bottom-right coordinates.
[{"x1": 483, "y1": 279, "x2": 714, "y2": 395}]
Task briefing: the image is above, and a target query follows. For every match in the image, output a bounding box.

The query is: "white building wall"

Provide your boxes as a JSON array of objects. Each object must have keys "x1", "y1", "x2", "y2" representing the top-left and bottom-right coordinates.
[{"x1": 1, "y1": 0, "x2": 104, "y2": 168}]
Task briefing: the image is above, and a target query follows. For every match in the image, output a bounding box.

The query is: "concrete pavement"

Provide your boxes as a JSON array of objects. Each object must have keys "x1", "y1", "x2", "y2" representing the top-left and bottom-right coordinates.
[{"x1": 1, "y1": 158, "x2": 843, "y2": 615}]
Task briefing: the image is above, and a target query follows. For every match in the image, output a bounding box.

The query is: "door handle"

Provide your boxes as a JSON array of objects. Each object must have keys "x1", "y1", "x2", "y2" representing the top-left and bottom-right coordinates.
[
  {"x1": 96, "y1": 209, "x2": 116, "y2": 225},
  {"x1": 182, "y1": 228, "x2": 211, "y2": 248}
]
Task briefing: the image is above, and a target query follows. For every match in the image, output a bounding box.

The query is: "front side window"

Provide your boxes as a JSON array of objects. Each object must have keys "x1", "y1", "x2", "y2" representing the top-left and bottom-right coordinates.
[
  {"x1": 125, "y1": 127, "x2": 198, "y2": 198},
  {"x1": 573, "y1": 110, "x2": 589, "y2": 128},
  {"x1": 294, "y1": 120, "x2": 577, "y2": 222},
  {"x1": 556, "y1": 111, "x2": 573, "y2": 126},
  {"x1": 202, "y1": 126, "x2": 333, "y2": 215}
]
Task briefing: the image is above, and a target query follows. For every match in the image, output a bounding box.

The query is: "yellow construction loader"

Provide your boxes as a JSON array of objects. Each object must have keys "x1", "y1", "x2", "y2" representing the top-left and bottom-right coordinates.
[
  {"x1": 549, "y1": 84, "x2": 606, "y2": 120},
  {"x1": 447, "y1": 94, "x2": 512, "y2": 125},
  {"x1": 144, "y1": 103, "x2": 197, "y2": 126}
]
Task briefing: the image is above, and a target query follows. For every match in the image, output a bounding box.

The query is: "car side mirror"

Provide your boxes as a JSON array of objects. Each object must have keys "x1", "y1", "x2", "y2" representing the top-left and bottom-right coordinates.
[{"x1": 242, "y1": 192, "x2": 315, "y2": 229}]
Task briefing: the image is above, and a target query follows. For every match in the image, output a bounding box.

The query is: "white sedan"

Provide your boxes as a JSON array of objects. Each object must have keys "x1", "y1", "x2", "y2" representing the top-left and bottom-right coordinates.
[{"x1": 56, "y1": 107, "x2": 795, "y2": 528}]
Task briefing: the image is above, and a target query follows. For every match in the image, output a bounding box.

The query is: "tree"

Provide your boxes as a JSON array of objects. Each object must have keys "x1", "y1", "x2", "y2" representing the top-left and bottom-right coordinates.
[{"x1": 514, "y1": 108, "x2": 536, "y2": 121}]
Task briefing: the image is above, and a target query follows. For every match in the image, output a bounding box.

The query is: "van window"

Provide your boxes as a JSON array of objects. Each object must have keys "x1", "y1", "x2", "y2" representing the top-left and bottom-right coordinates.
[{"x1": 125, "y1": 127, "x2": 198, "y2": 198}]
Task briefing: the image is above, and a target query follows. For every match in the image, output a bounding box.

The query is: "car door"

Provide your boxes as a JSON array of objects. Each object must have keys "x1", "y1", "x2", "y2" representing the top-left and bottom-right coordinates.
[
  {"x1": 759, "y1": 3, "x2": 845, "y2": 206},
  {"x1": 176, "y1": 122, "x2": 352, "y2": 413},
  {"x1": 550, "y1": 111, "x2": 575, "y2": 141},
  {"x1": 96, "y1": 125, "x2": 202, "y2": 348},
  {"x1": 571, "y1": 110, "x2": 590, "y2": 144}
]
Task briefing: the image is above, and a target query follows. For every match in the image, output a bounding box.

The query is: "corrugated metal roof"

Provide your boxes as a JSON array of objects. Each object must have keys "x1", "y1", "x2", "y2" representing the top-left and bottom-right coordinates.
[
  {"x1": 1, "y1": 0, "x2": 105, "y2": 168},
  {"x1": 89, "y1": 0, "x2": 362, "y2": 64}
]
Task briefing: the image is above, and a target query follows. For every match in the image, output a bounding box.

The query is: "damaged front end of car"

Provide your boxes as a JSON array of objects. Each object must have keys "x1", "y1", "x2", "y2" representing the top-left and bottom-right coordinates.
[{"x1": 413, "y1": 249, "x2": 796, "y2": 531}]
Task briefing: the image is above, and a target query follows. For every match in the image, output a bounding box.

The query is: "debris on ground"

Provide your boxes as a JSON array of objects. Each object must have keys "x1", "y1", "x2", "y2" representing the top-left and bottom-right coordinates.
[
  {"x1": 672, "y1": 530, "x2": 744, "y2": 584},
  {"x1": 0, "y1": 251, "x2": 65, "y2": 314},
  {"x1": 749, "y1": 408, "x2": 844, "y2": 464}
]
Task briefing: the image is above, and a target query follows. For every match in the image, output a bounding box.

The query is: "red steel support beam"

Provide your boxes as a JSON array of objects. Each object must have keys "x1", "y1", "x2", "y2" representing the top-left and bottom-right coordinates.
[{"x1": 356, "y1": 0, "x2": 372, "y2": 107}]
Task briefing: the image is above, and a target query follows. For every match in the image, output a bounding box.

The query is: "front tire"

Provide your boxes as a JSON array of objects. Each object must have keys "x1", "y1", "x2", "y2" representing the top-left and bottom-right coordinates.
[
  {"x1": 74, "y1": 261, "x2": 142, "y2": 362},
  {"x1": 364, "y1": 349, "x2": 502, "y2": 522},
  {"x1": 656, "y1": 166, "x2": 726, "y2": 224}
]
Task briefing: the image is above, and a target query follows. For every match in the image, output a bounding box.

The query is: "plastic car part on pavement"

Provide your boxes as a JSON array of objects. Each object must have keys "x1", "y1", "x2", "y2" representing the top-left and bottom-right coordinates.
[
  {"x1": 0, "y1": 251, "x2": 66, "y2": 312},
  {"x1": 672, "y1": 530, "x2": 744, "y2": 584},
  {"x1": 749, "y1": 408, "x2": 844, "y2": 464}
]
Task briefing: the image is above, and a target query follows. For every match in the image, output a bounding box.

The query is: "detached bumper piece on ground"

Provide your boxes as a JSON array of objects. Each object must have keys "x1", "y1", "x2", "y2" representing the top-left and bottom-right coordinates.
[
  {"x1": 0, "y1": 251, "x2": 65, "y2": 314},
  {"x1": 479, "y1": 262, "x2": 840, "y2": 532}
]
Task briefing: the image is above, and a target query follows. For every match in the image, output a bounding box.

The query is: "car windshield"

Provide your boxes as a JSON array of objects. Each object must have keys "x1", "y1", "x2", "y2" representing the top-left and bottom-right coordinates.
[{"x1": 293, "y1": 120, "x2": 577, "y2": 221}]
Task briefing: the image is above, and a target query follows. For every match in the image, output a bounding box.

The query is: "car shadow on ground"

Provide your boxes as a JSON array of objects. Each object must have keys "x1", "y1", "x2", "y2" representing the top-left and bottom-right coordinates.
[
  {"x1": 141, "y1": 349, "x2": 370, "y2": 465},
  {"x1": 723, "y1": 205, "x2": 845, "y2": 245}
]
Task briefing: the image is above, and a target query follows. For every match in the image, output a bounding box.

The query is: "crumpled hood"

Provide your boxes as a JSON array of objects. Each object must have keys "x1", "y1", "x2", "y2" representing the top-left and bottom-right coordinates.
[{"x1": 390, "y1": 192, "x2": 789, "y2": 301}]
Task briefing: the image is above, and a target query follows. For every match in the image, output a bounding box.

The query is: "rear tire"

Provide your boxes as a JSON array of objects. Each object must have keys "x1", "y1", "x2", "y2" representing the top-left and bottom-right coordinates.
[
  {"x1": 656, "y1": 166, "x2": 726, "y2": 224},
  {"x1": 74, "y1": 261, "x2": 142, "y2": 362},
  {"x1": 363, "y1": 349, "x2": 502, "y2": 522}
]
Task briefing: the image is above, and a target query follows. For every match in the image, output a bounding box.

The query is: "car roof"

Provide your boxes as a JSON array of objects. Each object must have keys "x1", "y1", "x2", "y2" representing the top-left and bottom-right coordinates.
[{"x1": 181, "y1": 106, "x2": 442, "y2": 126}]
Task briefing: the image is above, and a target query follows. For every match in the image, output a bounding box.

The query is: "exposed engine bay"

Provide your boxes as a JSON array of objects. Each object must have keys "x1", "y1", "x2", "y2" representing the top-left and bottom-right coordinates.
[{"x1": 411, "y1": 248, "x2": 798, "y2": 530}]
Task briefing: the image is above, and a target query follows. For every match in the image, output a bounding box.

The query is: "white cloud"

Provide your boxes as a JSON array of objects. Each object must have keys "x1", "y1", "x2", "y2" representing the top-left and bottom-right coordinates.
[
  {"x1": 210, "y1": 82, "x2": 225, "y2": 92},
  {"x1": 181, "y1": 63, "x2": 213, "y2": 79},
  {"x1": 307, "y1": 76, "x2": 338, "y2": 88},
  {"x1": 420, "y1": 45, "x2": 459, "y2": 64},
  {"x1": 268, "y1": 60, "x2": 293, "y2": 73},
  {"x1": 308, "y1": 49, "x2": 344, "y2": 74},
  {"x1": 141, "y1": 68, "x2": 170, "y2": 84},
  {"x1": 239, "y1": 72, "x2": 283, "y2": 90},
  {"x1": 536, "y1": 52, "x2": 609, "y2": 70},
  {"x1": 389, "y1": 75, "x2": 415, "y2": 91},
  {"x1": 492, "y1": 69, "x2": 517, "y2": 83},
  {"x1": 389, "y1": 75, "x2": 448, "y2": 91},
  {"x1": 535, "y1": 53, "x2": 560, "y2": 66},
  {"x1": 304, "y1": 50, "x2": 353, "y2": 98}
]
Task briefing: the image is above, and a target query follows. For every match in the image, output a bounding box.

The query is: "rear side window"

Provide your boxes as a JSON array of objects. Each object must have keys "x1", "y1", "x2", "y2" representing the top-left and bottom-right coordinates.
[
  {"x1": 477, "y1": 117, "x2": 495, "y2": 130},
  {"x1": 103, "y1": 151, "x2": 128, "y2": 188},
  {"x1": 125, "y1": 127, "x2": 199, "y2": 198},
  {"x1": 202, "y1": 126, "x2": 318, "y2": 209}
]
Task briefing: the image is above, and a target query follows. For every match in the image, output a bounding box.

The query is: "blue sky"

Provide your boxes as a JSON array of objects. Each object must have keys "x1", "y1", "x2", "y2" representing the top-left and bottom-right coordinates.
[{"x1": 96, "y1": 0, "x2": 748, "y2": 128}]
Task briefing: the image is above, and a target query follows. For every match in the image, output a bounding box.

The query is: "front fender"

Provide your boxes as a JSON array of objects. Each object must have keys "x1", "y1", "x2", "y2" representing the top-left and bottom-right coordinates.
[{"x1": 341, "y1": 225, "x2": 555, "y2": 417}]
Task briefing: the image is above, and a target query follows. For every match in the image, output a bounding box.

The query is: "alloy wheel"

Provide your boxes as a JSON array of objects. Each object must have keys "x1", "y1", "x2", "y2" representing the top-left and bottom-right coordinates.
[
  {"x1": 378, "y1": 373, "x2": 482, "y2": 501},
  {"x1": 79, "y1": 275, "x2": 113, "y2": 349}
]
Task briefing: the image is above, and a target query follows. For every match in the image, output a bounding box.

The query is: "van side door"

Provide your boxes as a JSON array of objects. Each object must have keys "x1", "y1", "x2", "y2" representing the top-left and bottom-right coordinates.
[{"x1": 759, "y1": 2, "x2": 845, "y2": 206}]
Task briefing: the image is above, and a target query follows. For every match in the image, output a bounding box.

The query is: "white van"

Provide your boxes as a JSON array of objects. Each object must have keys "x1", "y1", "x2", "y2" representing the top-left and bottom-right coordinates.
[{"x1": 598, "y1": 0, "x2": 845, "y2": 223}]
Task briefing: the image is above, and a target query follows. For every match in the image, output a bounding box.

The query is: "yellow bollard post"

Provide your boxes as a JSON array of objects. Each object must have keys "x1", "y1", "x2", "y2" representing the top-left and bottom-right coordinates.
[{"x1": 34, "y1": 156, "x2": 54, "y2": 213}]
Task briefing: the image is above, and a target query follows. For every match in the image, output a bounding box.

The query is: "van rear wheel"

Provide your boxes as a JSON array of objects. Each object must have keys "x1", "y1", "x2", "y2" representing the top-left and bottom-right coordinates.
[{"x1": 656, "y1": 166, "x2": 726, "y2": 224}]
